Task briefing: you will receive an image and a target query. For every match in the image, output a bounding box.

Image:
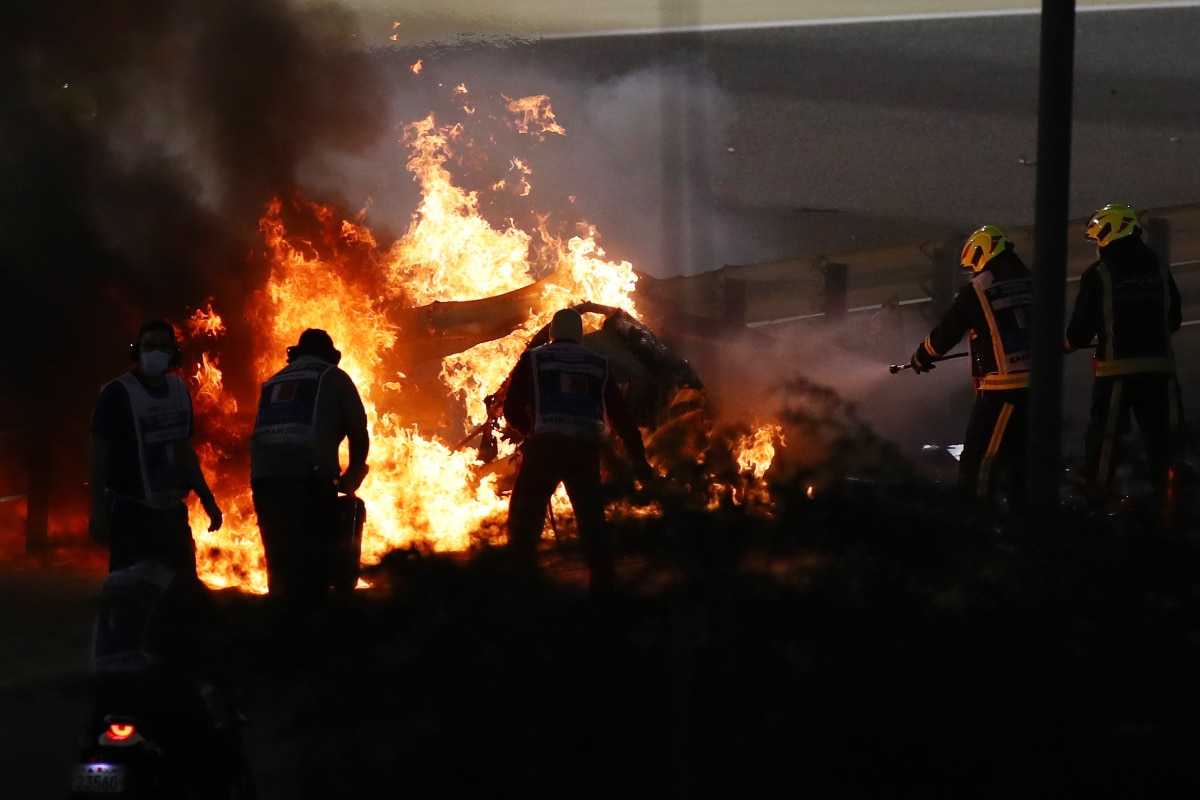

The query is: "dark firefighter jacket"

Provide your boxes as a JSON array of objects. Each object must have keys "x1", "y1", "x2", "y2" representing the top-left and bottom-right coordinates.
[
  {"x1": 1064, "y1": 235, "x2": 1182, "y2": 376},
  {"x1": 915, "y1": 250, "x2": 1033, "y2": 391}
]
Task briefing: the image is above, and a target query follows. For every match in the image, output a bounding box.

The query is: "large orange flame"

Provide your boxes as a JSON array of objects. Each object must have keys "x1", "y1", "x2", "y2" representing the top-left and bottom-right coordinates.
[
  {"x1": 736, "y1": 423, "x2": 784, "y2": 480},
  {"x1": 187, "y1": 94, "x2": 654, "y2": 592},
  {"x1": 180, "y1": 91, "x2": 783, "y2": 594}
]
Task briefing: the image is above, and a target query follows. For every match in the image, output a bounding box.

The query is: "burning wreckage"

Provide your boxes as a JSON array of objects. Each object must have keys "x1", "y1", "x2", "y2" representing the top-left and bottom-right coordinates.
[
  {"x1": 181, "y1": 106, "x2": 789, "y2": 595},
  {"x1": 379, "y1": 281, "x2": 781, "y2": 535},
  {"x1": 185, "y1": 211, "x2": 786, "y2": 596},
  {"x1": 358, "y1": 278, "x2": 745, "y2": 520},
  {"x1": 398, "y1": 295, "x2": 708, "y2": 475}
]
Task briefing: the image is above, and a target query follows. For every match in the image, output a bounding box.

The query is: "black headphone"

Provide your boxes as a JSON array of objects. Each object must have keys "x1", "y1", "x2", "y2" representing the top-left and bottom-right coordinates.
[
  {"x1": 129, "y1": 320, "x2": 184, "y2": 368},
  {"x1": 128, "y1": 340, "x2": 183, "y2": 367}
]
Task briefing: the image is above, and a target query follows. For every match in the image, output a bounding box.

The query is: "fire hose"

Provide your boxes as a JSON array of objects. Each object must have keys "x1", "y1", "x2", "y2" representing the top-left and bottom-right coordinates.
[{"x1": 888, "y1": 351, "x2": 968, "y2": 374}]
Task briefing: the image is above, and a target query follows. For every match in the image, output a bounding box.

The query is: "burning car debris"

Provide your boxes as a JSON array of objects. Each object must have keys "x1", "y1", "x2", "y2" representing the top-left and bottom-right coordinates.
[
  {"x1": 171, "y1": 97, "x2": 788, "y2": 595},
  {"x1": 456, "y1": 302, "x2": 706, "y2": 466}
]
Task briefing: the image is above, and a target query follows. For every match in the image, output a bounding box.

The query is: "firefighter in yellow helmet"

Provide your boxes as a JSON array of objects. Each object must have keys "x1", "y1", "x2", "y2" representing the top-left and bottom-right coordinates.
[
  {"x1": 909, "y1": 226, "x2": 1033, "y2": 508},
  {"x1": 1064, "y1": 203, "x2": 1185, "y2": 505}
]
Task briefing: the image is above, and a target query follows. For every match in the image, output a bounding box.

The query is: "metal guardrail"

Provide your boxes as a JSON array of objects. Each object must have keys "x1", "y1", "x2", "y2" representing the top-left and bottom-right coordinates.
[{"x1": 635, "y1": 201, "x2": 1200, "y2": 328}]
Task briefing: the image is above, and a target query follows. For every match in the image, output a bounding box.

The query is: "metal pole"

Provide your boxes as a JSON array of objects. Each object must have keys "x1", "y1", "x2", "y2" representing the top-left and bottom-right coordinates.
[
  {"x1": 821, "y1": 261, "x2": 848, "y2": 322},
  {"x1": 657, "y1": 11, "x2": 701, "y2": 798},
  {"x1": 930, "y1": 245, "x2": 958, "y2": 317},
  {"x1": 1027, "y1": 1, "x2": 1076, "y2": 515}
]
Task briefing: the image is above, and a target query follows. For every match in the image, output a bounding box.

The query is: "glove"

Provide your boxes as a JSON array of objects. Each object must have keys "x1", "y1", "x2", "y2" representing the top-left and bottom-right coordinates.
[
  {"x1": 910, "y1": 349, "x2": 934, "y2": 374},
  {"x1": 200, "y1": 495, "x2": 223, "y2": 532},
  {"x1": 338, "y1": 463, "x2": 369, "y2": 494}
]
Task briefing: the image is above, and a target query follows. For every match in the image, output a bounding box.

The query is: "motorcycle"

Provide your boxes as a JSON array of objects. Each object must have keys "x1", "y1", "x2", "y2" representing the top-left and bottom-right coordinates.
[
  {"x1": 68, "y1": 559, "x2": 256, "y2": 799},
  {"x1": 68, "y1": 672, "x2": 255, "y2": 799}
]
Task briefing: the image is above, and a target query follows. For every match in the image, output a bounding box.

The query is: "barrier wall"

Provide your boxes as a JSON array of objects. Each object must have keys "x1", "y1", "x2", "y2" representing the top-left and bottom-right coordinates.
[{"x1": 635, "y1": 202, "x2": 1200, "y2": 330}]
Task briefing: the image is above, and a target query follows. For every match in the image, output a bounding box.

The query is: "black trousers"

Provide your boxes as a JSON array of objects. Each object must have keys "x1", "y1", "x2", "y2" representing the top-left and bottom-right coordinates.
[
  {"x1": 1084, "y1": 372, "x2": 1185, "y2": 494},
  {"x1": 251, "y1": 474, "x2": 340, "y2": 617},
  {"x1": 959, "y1": 388, "x2": 1028, "y2": 508},
  {"x1": 506, "y1": 434, "x2": 614, "y2": 591},
  {"x1": 107, "y1": 497, "x2": 197, "y2": 581}
]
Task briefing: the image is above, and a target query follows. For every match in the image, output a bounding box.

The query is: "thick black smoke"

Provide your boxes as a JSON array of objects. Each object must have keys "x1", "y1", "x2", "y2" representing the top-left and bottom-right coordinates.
[
  {"x1": 0, "y1": 0, "x2": 389, "y2": 521},
  {"x1": 0, "y1": 3, "x2": 778, "y2": 535}
]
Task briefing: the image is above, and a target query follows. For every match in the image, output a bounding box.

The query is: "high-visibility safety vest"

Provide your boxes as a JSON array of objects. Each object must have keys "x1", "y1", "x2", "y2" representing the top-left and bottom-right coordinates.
[
  {"x1": 252, "y1": 357, "x2": 332, "y2": 453},
  {"x1": 529, "y1": 342, "x2": 610, "y2": 442},
  {"x1": 116, "y1": 373, "x2": 192, "y2": 508},
  {"x1": 971, "y1": 271, "x2": 1032, "y2": 391}
]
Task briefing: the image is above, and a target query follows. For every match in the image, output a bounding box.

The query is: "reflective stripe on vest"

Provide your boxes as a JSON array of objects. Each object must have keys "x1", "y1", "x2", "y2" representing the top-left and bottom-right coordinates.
[
  {"x1": 117, "y1": 373, "x2": 191, "y2": 509},
  {"x1": 972, "y1": 271, "x2": 1032, "y2": 376},
  {"x1": 1093, "y1": 356, "x2": 1176, "y2": 377},
  {"x1": 970, "y1": 271, "x2": 1032, "y2": 392},
  {"x1": 1100, "y1": 262, "x2": 1116, "y2": 362},
  {"x1": 530, "y1": 343, "x2": 609, "y2": 441},
  {"x1": 977, "y1": 372, "x2": 1031, "y2": 391},
  {"x1": 252, "y1": 357, "x2": 331, "y2": 452}
]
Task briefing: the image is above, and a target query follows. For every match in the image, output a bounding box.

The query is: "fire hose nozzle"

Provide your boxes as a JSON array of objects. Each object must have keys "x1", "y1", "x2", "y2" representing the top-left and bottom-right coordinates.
[{"x1": 888, "y1": 351, "x2": 968, "y2": 375}]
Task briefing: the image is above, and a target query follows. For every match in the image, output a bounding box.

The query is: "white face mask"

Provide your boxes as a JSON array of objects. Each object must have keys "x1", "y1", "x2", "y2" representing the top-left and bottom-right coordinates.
[{"x1": 139, "y1": 350, "x2": 171, "y2": 377}]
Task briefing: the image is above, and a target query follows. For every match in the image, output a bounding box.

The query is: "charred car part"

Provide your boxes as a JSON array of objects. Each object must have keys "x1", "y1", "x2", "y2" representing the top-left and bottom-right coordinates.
[{"x1": 459, "y1": 302, "x2": 708, "y2": 462}]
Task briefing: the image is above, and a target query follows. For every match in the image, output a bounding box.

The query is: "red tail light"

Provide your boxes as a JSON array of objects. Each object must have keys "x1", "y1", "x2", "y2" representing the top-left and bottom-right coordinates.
[{"x1": 105, "y1": 723, "x2": 136, "y2": 742}]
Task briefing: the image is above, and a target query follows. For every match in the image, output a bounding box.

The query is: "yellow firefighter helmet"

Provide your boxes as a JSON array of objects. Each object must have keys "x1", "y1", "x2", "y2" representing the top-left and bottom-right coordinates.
[
  {"x1": 959, "y1": 225, "x2": 1013, "y2": 273},
  {"x1": 1085, "y1": 203, "x2": 1141, "y2": 247}
]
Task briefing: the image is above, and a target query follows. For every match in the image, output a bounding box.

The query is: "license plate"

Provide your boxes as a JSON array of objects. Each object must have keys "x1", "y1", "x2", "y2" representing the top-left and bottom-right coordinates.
[{"x1": 71, "y1": 763, "x2": 126, "y2": 794}]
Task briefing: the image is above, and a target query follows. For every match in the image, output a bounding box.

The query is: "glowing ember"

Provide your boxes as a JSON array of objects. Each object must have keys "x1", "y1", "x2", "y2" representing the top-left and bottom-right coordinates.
[{"x1": 504, "y1": 94, "x2": 566, "y2": 139}]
